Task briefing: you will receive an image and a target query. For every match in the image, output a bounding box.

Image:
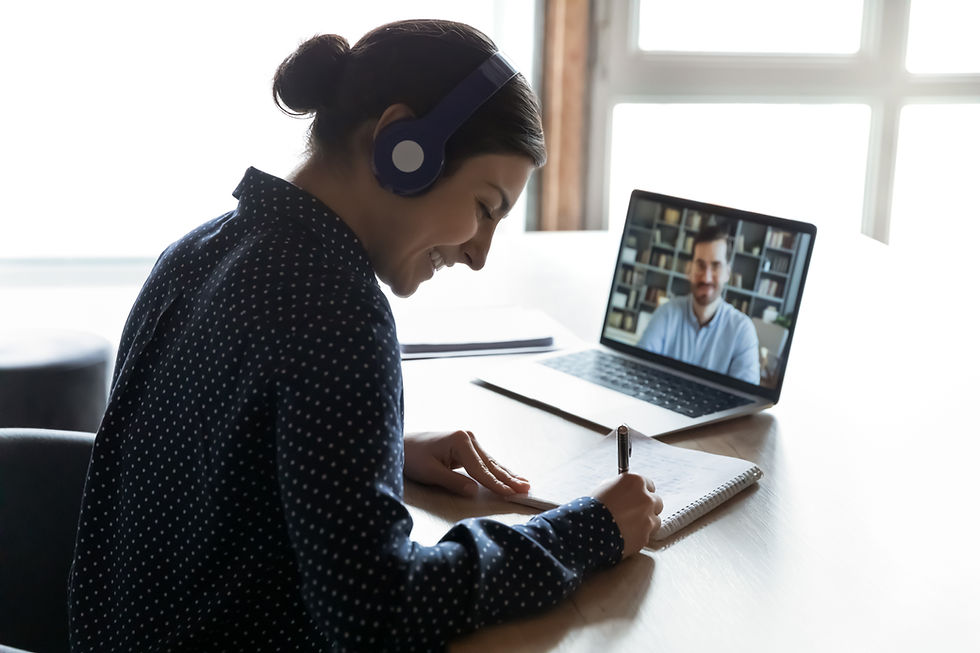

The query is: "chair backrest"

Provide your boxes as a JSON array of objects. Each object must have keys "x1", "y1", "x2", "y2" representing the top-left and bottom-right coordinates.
[
  {"x1": 751, "y1": 317, "x2": 789, "y2": 357},
  {"x1": 0, "y1": 429, "x2": 95, "y2": 653}
]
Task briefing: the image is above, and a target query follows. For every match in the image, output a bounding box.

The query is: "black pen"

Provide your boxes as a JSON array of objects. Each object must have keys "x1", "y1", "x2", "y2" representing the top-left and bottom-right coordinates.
[{"x1": 617, "y1": 424, "x2": 631, "y2": 474}]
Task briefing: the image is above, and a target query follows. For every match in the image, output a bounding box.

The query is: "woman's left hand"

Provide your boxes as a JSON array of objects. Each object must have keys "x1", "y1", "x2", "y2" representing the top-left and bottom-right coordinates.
[{"x1": 403, "y1": 430, "x2": 531, "y2": 497}]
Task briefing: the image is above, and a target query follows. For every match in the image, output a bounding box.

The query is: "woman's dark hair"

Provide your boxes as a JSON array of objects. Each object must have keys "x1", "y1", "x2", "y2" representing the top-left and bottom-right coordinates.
[{"x1": 272, "y1": 20, "x2": 546, "y2": 174}]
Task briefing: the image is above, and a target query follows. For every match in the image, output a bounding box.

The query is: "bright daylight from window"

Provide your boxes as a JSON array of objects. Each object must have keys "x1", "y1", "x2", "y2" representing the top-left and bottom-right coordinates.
[
  {"x1": 607, "y1": 104, "x2": 871, "y2": 237},
  {"x1": 607, "y1": 0, "x2": 979, "y2": 246},
  {"x1": 637, "y1": 0, "x2": 863, "y2": 53},
  {"x1": 0, "y1": 1, "x2": 536, "y2": 259},
  {"x1": 905, "y1": 0, "x2": 980, "y2": 73}
]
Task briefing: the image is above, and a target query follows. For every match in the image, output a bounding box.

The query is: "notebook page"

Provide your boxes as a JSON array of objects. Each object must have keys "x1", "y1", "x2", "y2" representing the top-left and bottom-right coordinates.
[{"x1": 509, "y1": 429, "x2": 762, "y2": 538}]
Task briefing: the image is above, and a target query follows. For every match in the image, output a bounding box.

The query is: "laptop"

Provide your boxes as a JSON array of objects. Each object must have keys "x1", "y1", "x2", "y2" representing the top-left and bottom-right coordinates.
[{"x1": 477, "y1": 189, "x2": 817, "y2": 437}]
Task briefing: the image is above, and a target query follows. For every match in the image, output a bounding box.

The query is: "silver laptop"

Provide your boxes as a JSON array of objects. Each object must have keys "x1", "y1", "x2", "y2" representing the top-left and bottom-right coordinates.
[{"x1": 477, "y1": 189, "x2": 817, "y2": 437}]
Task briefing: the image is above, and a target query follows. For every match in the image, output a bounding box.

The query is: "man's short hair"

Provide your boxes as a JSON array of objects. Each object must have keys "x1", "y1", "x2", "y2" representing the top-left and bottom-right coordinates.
[{"x1": 693, "y1": 223, "x2": 731, "y2": 259}]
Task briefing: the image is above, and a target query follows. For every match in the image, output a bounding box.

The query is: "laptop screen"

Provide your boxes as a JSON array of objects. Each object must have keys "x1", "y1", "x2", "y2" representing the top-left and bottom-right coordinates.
[{"x1": 600, "y1": 190, "x2": 816, "y2": 400}]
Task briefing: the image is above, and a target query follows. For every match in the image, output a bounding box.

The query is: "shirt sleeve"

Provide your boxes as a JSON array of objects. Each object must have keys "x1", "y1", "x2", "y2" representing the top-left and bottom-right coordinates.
[
  {"x1": 271, "y1": 294, "x2": 623, "y2": 651},
  {"x1": 727, "y1": 315, "x2": 761, "y2": 384}
]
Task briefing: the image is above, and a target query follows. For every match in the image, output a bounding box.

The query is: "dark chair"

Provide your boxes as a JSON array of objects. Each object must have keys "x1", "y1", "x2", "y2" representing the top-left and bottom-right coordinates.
[
  {"x1": 0, "y1": 330, "x2": 111, "y2": 433},
  {"x1": 0, "y1": 429, "x2": 95, "y2": 653}
]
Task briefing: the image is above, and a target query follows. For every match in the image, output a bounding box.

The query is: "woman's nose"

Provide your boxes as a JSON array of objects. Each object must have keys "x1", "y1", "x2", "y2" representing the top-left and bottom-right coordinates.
[{"x1": 461, "y1": 236, "x2": 490, "y2": 271}]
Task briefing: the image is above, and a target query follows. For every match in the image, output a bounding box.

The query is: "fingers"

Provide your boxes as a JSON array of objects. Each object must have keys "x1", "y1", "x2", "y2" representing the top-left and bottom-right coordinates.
[
  {"x1": 467, "y1": 432, "x2": 531, "y2": 493},
  {"x1": 591, "y1": 473, "x2": 664, "y2": 558},
  {"x1": 423, "y1": 462, "x2": 480, "y2": 497},
  {"x1": 403, "y1": 429, "x2": 530, "y2": 497},
  {"x1": 639, "y1": 476, "x2": 664, "y2": 515},
  {"x1": 643, "y1": 476, "x2": 657, "y2": 495},
  {"x1": 455, "y1": 431, "x2": 516, "y2": 495},
  {"x1": 449, "y1": 431, "x2": 529, "y2": 496}
]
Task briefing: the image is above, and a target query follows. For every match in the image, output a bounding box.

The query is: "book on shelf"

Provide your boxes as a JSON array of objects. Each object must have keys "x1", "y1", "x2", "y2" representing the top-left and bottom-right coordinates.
[
  {"x1": 506, "y1": 426, "x2": 763, "y2": 542},
  {"x1": 645, "y1": 287, "x2": 667, "y2": 306},
  {"x1": 619, "y1": 266, "x2": 641, "y2": 285},
  {"x1": 763, "y1": 256, "x2": 789, "y2": 274},
  {"x1": 727, "y1": 297, "x2": 751, "y2": 314},
  {"x1": 622, "y1": 312, "x2": 636, "y2": 332},
  {"x1": 766, "y1": 230, "x2": 795, "y2": 249},
  {"x1": 757, "y1": 278, "x2": 782, "y2": 298},
  {"x1": 663, "y1": 207, "x2": 681, "y2": 225}
]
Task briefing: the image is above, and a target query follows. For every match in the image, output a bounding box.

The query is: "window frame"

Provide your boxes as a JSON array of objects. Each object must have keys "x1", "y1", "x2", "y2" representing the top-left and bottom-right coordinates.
[{"x1": 584, "y1": 0, "x2": 980, "y2": 242}]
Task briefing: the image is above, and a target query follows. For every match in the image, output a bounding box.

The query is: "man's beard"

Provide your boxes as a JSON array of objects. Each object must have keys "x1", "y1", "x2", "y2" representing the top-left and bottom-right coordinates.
[{"x1": 693, "y1": 283, "x2": 717, "y2": 305}]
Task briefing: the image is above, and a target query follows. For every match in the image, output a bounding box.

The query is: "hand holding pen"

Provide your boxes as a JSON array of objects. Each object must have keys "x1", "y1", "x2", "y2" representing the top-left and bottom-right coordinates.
[{"x1": 589, "y1": 424, "x2": 664, "y2": 558}]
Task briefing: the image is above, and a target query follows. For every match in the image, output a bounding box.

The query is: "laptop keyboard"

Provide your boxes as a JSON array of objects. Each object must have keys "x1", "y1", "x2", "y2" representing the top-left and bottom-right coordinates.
[{"x1": 540, "y1": 349, "x2": 754, "y2": 418}]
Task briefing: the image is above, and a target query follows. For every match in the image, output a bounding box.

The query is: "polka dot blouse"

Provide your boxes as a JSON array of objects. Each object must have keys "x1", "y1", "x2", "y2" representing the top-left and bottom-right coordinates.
[{"x1": 68, "y1": 168, "x2": 623, "y2": 652}]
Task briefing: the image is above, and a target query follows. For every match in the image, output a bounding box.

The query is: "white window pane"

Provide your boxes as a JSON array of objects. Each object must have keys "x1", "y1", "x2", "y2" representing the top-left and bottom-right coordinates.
[
  {"x1": 0, "y1": 1, "x2": 536, "y2": 259},
  {"x1": 637, "y1": 0, "x2": 863, "y2": 54},
  {"x1": 890, "y1": 105, "x2": 980, "y2": 253},
  {"x1": 607, "y1": 104, "x2": 870, "y2": 236},
  {"x1": 906, "y1": 0, "x2": 980, "y2": 73}
]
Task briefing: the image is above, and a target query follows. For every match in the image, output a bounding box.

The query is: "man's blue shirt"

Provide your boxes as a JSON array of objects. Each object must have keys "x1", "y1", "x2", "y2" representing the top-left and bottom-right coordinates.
[{"x1": 637, "y1": 295, "x2": 760, "y2": 384}]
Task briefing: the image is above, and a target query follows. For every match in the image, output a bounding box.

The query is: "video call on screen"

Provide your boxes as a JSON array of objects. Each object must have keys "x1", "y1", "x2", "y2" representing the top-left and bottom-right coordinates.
[{"x1": 604, "y1": 196, "x2": 812, "y2": 390}]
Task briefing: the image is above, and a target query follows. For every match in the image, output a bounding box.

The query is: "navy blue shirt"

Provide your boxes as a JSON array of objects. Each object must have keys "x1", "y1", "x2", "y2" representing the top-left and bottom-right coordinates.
[{"x1": 68, "y1": 168, "x2": 623, "y2": 652}]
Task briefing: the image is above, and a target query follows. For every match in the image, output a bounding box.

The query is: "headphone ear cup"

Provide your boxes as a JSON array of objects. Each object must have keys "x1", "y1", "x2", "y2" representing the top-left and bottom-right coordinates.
[
  {"x1": 372, "y1": 119, "x2": 447, "y2": 196},
  {"x1": 371, "y1": 52, "x2": 517, "y2": 197}
]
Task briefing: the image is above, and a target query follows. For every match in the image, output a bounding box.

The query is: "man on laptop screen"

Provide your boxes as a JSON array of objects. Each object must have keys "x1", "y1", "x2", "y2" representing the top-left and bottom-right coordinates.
[
  {"x1": 477, "y1": 189, "x2": 816, "y2": 437},
  {"x1": 636, "y1": 224, "x2": 760, "y2": 384}
]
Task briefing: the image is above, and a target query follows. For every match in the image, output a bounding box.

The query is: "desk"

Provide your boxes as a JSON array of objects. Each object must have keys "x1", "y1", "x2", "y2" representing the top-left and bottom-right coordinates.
[
  {"x1": 392, "y1": 229, "x2": 979, "y2": 652},
  {"x1": 3, "y1": 229, "x2": 977, "y2": 651}
]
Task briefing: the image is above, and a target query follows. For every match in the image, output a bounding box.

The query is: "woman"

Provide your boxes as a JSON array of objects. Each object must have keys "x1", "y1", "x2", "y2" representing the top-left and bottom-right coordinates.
[{"x1": 68, "y1": 19, "x2": 662, "y2": 652}]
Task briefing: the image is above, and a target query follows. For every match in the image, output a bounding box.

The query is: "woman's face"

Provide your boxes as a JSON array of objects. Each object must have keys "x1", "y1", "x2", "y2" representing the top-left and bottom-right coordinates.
[{"x1": 377, "y1": 152, "x2": 535, "y2": 297}]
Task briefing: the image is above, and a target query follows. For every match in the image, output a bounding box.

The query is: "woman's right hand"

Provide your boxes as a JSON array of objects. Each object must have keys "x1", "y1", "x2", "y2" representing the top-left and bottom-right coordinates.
[{"x1": 591, "y1": 474, "x2": 664, "y2": 558}]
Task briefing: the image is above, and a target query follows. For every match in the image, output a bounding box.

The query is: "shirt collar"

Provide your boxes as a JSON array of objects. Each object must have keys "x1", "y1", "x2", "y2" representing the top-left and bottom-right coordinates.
[
  {"x1": 232, "y1": 167, "x2": 375, "y2": 281},
  {"x1": 686, "y1": 294, "x2": 725, "y2": 330}
]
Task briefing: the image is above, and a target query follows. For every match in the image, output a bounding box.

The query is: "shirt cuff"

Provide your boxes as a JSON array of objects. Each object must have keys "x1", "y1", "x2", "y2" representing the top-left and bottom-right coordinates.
[{"x1": 529, "y1": 496, "x2": 624, "y2": 575}]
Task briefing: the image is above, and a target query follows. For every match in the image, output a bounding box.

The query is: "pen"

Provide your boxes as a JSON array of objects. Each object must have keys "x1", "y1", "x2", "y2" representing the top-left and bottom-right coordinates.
[{"x1": 617, "y1": 424, "x2": 631, "y2": 474}]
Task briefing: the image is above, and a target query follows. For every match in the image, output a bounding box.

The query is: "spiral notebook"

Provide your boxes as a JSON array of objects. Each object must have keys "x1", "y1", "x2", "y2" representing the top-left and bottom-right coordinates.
[{"x1": 507, "y1": 427, "x2": 762, "y2": 541}]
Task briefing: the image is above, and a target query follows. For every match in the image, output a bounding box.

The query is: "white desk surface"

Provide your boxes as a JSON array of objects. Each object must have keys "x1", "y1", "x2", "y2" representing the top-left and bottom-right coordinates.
[{"x1": 395, "y1": 229, "x2": 979, "y2": 652}]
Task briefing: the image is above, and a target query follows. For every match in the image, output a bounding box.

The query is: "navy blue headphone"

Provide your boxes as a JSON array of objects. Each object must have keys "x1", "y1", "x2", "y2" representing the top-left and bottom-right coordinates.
[{"x1": 371, "y1": 52, "x2": 518, "y2": 196}]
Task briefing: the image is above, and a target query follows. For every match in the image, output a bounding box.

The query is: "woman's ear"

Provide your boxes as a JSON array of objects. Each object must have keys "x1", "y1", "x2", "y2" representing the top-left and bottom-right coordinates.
[{"x1": 373, "y1": 104, "x2": 417, "y2": 141}]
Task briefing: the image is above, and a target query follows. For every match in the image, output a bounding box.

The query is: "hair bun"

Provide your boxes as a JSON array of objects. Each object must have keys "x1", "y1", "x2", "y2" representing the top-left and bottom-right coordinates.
[{"x1": 273, "y1": 34, "x2": 351, "y2": 116}]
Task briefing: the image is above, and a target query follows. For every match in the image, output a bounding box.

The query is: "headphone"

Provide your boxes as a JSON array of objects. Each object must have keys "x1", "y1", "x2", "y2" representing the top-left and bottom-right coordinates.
[{"x1": 371, "y1": 52, "x2": 518, "y2": 196}]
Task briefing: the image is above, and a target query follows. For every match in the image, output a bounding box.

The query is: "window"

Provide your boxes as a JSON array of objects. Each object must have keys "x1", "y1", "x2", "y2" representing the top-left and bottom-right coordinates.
[
  {"x1": 637, "y1": 0, "x2": 863, "y2": 54},
  {"x1": 1, "y1": 1, "x2": 539, "y2": 260},
  {"x1": 905, "y1": 0, "x2": 980, "y2": 73},
  {"x1": 587, "y1": 0, "x2": 980, "y2": 243},
  {"x1": 890, "y1": 104, "x2": 980, "y2": 250}
]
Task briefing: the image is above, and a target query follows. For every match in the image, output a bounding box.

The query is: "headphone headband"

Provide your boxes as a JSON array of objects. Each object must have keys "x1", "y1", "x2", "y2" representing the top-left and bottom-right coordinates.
[{"x1": 425, "y1": 52, "x2": 518, "y2": 138}]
